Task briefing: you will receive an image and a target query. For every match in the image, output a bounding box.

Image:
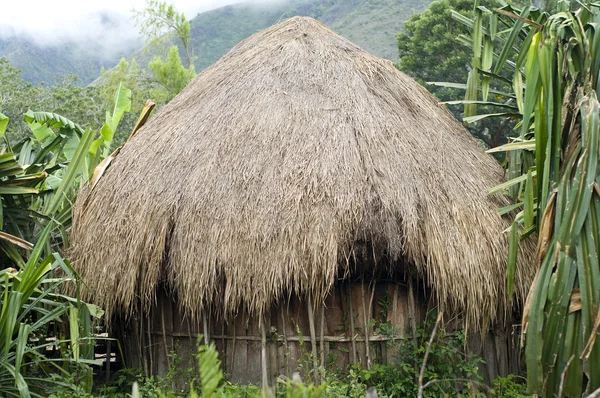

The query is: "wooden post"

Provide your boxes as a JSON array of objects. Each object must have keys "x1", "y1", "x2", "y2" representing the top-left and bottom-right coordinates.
[
  {"x1": 319, "y1": 302, "x2": 326, "y2": 373},
  {"x1": 146, "y1": 315, "x2": 153, "y2": 375},
  {"x1": 361, "y1": 277, "x2": 372, "y2": 370},
  {"x1": 260, "y1": 316, "x2": 269, "y2": 391},
  {"x1": 307, "y1": 294, "x2": 319, "y2": 383},
  {"x1": 105, "y1": 340, "x2": 111, "y2": 383},
  {"x1": 203, "y1": 313, "x2": 209, "y2": 345},
  {"x1": 133, "y1": 313, "x2": 147, "y2": 377},
  {"x1": 161, "y1": 310, "x2": 171, "y2": 368},
  {"x1": 348, "y1": 284, "x2": 358, "y2": 365},
  {"x1": 280, "y1": 306, "x2": 289, "y2": 376},
  {"x1": 230, "y1": 319, "x2": 237, "y2": 376},
  {"x1": 368, "y1": 281, "x2": 376, "y2": 363},
  {"x1": 408, "y1": 279, "x2": 417, "y2": 340}
]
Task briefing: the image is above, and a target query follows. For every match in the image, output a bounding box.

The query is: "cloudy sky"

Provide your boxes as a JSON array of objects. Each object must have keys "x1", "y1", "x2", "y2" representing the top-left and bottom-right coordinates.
[{"x1": 1, "y1": 0, "x2": 271, "y2": 46}]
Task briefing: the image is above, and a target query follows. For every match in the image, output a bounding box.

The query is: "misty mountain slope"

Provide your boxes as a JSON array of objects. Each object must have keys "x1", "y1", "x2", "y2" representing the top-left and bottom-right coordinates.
[
  {"x1": 132, "y1": 0, "x2": 430, "y2": 72},
  {"x1": 0, "y1": 9, "x2": 139, "y2": 85},
  {"x1": 0, "y1": 37, "x2": 137, "y2": 85}
]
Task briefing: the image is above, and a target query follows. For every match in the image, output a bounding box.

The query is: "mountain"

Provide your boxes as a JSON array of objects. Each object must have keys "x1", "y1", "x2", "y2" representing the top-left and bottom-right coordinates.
[
  {"x1": 135, "y1": 0, "x2": 430, "y2": 72},
  {"x1": 2, "y1": 0, "x2": 430, "y2": 85}
]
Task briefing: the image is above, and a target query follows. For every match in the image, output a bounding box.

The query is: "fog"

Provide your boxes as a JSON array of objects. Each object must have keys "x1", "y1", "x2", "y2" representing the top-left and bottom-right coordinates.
[{"x1": 0, "y1": 0, "x2": 283, "y2": 59}]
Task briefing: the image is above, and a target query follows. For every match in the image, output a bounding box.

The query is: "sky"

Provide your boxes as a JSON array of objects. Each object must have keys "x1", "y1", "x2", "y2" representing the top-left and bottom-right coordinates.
[{"x1": 0, "y1": 0, "x2": 273, "y2": 50}]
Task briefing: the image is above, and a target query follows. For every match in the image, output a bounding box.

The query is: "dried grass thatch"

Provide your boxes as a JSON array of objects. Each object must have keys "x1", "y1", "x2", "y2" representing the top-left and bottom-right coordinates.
[{"x1": 70, "y1": 17, "x2": 535, "y2": 330}]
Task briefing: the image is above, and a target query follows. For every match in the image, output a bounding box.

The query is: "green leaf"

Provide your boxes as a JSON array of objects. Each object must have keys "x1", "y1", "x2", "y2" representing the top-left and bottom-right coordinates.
[
  {"x1": 489, "y1": 171, "x2": 536, "y2": 195},
  {"x1": 441, "y1": 100, "x2": 519, "y2": 110},
  {"x1": 44, "y1": 127, "x2": 95, "y2": 217},
  {"x1": 0, "y1": 112, "x2": 8, "y2": 137},
  {"x1": 498, "y1": 202, "x2": 524, "y2": 215},
  {"x1": 0, "y1": 187, "x2": 39, "y2": 195},
  {"x1": 69, "y1": 305, "x2": 79, "y2": 360},
  {"x1": 28, "y1": 121, "x2": 55, "y2": 143},
  {"x1": 507, "y1": 220, "x2": 519, "y2": 299},
  {"x1": 24, "y1": 110, "x2": 83, "y2": 135},
  {"x1": 463, "y1": 112, "x2": 521, "y2": 124},
  {"x1": 487, "y1": 140, "x2": 536, "y2": 153},
  {"x1": 523, "y1": 170, "x2": 534, "y2": 229}
]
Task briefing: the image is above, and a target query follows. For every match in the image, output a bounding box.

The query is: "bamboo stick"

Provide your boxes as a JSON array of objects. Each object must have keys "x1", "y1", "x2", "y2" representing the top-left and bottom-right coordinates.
[
  {"x1": 138, "y1": 302, "x2": 149, "y2": 377},
  {"x1": 368, "y1": 280, "x2": 376, "y2": 362},
  {"x1": 221, "y1": 321, "x2": 225, "y2": 357}
]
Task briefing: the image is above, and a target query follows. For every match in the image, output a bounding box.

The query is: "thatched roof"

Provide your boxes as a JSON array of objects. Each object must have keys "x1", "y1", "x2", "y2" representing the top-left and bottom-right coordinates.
[{"x1": 70, "y1": 17, "x2": 535, "y2": 330}]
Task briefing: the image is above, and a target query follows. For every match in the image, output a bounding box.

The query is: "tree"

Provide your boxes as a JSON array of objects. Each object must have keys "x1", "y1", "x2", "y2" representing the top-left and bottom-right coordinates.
[
  {"x1": 40, "y1": 74, "x2": 104, "y2": 131},
  {"x1": 397, "y1": 0, "x2": 476, "y2": 103},
  {"x1": 450, "y1": 1, "x2": 600, "y2": 395},
  {"x1": 133, "y1": 0, "x2": 194, "y2": 68},
  {"x1": 0, "y1": 59, "x2": 42, "y2": 141},
  {"x1": 148, "y1": 46, "x2": 195, "y2": 102}
]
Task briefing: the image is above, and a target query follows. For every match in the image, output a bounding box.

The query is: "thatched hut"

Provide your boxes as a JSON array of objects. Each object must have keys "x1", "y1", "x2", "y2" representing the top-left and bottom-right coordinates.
[{"x1": 70, "y1": 17, "x2": 535, "y2": 385}]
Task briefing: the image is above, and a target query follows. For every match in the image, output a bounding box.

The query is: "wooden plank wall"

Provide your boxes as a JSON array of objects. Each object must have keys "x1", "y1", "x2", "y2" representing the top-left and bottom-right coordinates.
[{"x1": 118, "y1": 280, "x2": 519, "y2": 386}]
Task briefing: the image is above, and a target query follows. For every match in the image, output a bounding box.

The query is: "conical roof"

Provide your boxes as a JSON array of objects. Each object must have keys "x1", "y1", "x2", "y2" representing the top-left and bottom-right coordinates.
[{"x1": 70, "y1": 17, "x2": 535, "y2": 329}]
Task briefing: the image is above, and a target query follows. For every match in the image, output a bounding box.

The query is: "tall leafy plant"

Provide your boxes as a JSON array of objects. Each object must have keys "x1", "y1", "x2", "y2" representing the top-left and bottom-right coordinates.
[
  {"x1": 0, "y1": 84, "x2": 132, "y2": 397},
  {"x1": 444, "y1": 1, "x2": 600, "y2": 395},
  {"x1": 0, "y1": 225, "x2": 103, "y2": 397}
]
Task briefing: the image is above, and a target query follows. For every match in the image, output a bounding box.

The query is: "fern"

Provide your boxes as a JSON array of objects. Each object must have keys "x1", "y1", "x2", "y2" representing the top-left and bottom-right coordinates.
[{"x1": 196, "y1": 335, "x2": 223, "y2": 398}]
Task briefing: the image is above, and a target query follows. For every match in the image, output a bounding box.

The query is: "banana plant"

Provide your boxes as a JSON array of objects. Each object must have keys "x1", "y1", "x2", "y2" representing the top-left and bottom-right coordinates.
[
  {"x1": 0, "y1": 84, "x2": 131, "y2": 259},
  {"x1": 443, "y1": 0, "x2": 600, "y2": 395}
]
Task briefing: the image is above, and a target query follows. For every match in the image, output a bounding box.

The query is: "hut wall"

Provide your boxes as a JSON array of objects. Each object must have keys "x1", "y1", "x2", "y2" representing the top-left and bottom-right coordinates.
[{"x1": 117, "y1": 281, "x2": 520, "y2": 386}]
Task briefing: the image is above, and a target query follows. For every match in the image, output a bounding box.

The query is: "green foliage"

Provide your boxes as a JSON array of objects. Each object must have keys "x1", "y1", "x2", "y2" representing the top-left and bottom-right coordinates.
[
  {"x1": 148, "y1": 46, "x2": 196, "y2": 103},
  {"x1": 491, "y1": 375, "x2": 528, "y2": 398},
  {"x1": 449, "y1": 0, "x2": 600, "y2": 395},
  {"x1": 317, "y1": 315, "x2": 485, "y2": 397},
  {"x1": 0, "y1": 59, "x2": 105, "y2": 144}
]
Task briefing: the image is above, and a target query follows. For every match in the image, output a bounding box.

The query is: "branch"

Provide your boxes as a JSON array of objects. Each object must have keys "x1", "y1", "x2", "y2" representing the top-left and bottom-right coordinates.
[{"x1": 417, "y1": 311, "x2": 443, "y2": 398}]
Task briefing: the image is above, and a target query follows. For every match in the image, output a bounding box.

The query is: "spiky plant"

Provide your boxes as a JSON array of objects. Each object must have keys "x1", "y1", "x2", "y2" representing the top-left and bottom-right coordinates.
[{"x1": 439, "y1": 0, "x2": 600, "y2": 395}]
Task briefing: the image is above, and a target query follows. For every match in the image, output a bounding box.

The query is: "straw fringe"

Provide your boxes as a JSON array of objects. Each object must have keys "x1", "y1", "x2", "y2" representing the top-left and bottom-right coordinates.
[{"x1": 69, "y1": 17, "x2": 536, "y2": 331}]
